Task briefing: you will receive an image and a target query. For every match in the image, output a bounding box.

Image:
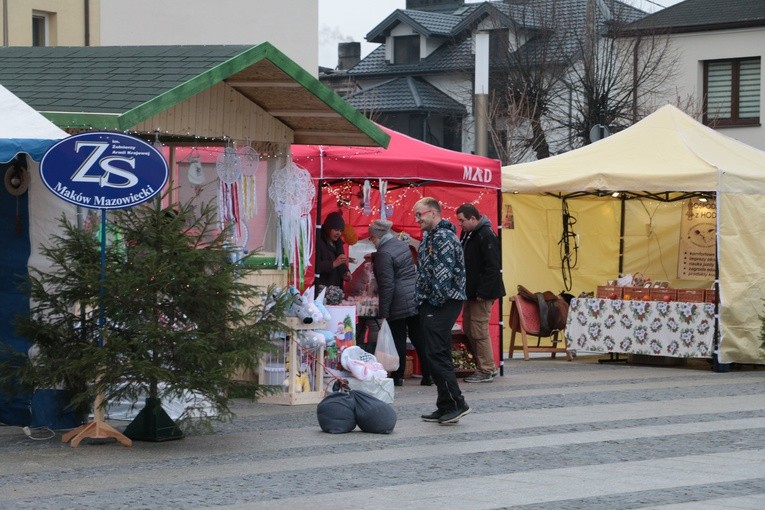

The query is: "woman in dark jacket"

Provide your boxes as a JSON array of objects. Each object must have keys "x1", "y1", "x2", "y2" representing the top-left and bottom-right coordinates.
[
  {"x1": 369, "y1": 219, "x2": 432, "y2": 386},
  {"x1": 315, "y1": 211, "x2": 351, "y2": 288}
]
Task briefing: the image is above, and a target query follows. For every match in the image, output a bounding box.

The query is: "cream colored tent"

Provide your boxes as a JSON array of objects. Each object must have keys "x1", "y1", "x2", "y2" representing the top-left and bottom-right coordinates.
[{"x1": 501, "y1": 105, "x2": 765, "y2": 364}]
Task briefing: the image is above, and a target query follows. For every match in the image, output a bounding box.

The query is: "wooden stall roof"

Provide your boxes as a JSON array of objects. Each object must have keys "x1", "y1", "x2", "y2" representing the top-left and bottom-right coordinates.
[{"x1": 0, "y1": 43, "x2": 389, "y2": 148}]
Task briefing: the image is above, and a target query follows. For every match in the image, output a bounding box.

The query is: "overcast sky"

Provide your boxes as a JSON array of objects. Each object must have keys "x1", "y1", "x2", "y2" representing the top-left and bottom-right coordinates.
[{"x1": 318, "y1": 0, "x2": 685, "y2": 69}]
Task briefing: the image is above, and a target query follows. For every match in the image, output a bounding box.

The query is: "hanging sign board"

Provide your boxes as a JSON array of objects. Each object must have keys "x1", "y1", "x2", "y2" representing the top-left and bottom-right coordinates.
[
  {"x1": 40, "y1": 132, "x2": 168, "y2": 210},
  {"x1": 677, "y1": 198, "x2": 716, "y2": 280}
]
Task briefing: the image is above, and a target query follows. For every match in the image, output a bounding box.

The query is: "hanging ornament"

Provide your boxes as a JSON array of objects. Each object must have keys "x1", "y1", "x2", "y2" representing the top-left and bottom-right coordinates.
[
  {"x1": 153, "y1": 130, "x2": 164, "y2": 155},
  {"x1": 379, "y1": 179, "x2": 388, "y2": 221},
  {"x1": 4, "y1": 162, "x2": 29, "y2": 196},
  {"x1": 224, "y1": 221, "x2": 249, "y2": 263},
  {"x1": 216, "y1": 145, "x2": 242, "y2": 184},
  {"x1": 362, "y1": 179, "x2": 371, "y2": 215},
  {"x1": 5, "y1": 160, "x2": 29, "y2": 236},
  {"x1": 268, "y1": 161, "x2": 315, "y2": 287},
  {"x1": 343, "y1": 223, "x2": 359, "y2": 246},
  {"x1": 187, "y1": 156, "x2": 205, "y2": 185}
]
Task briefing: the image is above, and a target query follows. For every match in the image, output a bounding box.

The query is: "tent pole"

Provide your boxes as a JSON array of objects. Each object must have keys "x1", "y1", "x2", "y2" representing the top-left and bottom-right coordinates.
[
  {"x1": 315, "y1": 179, "x2": 323, "y2": 275},
  {"x1": 496, "y1": 188, "x2": 504, "y2": 376},
  {"x1": 618, "y1": 195, "x2": 626, "y2": 275}
]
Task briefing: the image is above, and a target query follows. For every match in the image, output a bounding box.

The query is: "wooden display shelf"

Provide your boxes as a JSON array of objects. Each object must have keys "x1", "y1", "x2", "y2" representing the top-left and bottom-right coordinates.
[{"x1": 258, "y1": 318, "x2": 326, "y2": 405}]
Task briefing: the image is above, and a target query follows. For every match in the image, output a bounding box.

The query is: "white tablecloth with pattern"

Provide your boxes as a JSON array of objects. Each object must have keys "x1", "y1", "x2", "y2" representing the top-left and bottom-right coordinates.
[{"x1": 565, "y1": 297, "x2": 716, "y2": 358}]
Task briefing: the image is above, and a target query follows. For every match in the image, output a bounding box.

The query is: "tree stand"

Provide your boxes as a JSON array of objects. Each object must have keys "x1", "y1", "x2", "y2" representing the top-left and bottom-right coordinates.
[
  {"x1": 123, "y1": 397, "x2": 184, "y2": 442},
  {"x1": 61, "y1": 390, "x2": 132, "y2": 448}
]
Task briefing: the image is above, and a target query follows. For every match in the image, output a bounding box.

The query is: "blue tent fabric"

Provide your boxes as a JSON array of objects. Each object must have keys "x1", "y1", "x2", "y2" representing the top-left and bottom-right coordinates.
[
  {"x1": 0, "y1": 84, "x2": 67, "y2": 426},
  {"x1": 0, "y1": 180, "x2": 31, "y2": 426},
  {"x1": 0, "y1": 138, "x2": 58, "y2": 164}
]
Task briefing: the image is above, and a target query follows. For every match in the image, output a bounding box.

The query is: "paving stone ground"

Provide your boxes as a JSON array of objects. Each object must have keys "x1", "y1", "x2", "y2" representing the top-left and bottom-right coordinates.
[{"x1": 1, "y1": 355, "x2": 763, "y2": 509}]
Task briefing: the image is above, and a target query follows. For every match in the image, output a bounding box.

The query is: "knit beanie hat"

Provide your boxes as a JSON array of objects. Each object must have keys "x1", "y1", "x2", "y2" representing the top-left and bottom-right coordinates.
[
  {"x1": 323, "y1": 211, "x2": 345, "y2": 231},
  {"x1": 369, "y1": 219, "x2": 393, "y2": 239}
]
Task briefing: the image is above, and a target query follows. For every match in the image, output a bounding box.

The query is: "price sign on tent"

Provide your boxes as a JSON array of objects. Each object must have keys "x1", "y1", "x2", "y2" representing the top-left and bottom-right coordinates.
[{"x1": 40, "y1": 132, "x2": 168, "y2": 210}]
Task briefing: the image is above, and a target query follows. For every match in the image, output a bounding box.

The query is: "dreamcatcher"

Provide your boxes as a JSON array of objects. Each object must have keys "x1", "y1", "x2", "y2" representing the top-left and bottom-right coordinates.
[
  {"x1": 217, "y1": 143, "x2": 245, "y2": 254},
  {"x1": 216, "y1": 144, "x2": 242, "y2": 184},
  {"x1": 237, "y1": 143, "x2": 260, "y2": 219},
  {"x1": 268, "y1": 161, "x2": 315, "y2": 286}
]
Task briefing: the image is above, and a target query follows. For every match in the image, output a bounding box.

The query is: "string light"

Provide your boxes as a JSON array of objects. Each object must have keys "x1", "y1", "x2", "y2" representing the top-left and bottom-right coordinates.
[{"x1": 321, "y1": 179, "x2": 492, "y2": 216}]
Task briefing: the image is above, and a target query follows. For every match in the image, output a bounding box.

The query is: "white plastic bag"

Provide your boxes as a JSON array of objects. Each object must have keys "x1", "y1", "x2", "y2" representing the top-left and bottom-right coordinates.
[
  {"x1": 374, "y1": 319, "x2": 399, "y2": 372},
  {"x1": 340, "y1": 346, "x2": 387, "y2": 381}
]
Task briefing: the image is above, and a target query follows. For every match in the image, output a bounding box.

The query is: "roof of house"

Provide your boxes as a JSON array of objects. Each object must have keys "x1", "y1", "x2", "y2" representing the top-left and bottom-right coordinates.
[
  {"x1": 0, "y1": 44, "x2": 389, "y2": 147},
  {"x1": 624, "y1": 0, "x2": 765, "y2": 34},
  {"x1": 344, "y1": 76, "x2": 467, "y2": 115},
  {"x1": 347, "y1": 0, "x2": 645, "y2": 78},
  {"x1": 367, "y1": 9, "x2": 463, "y2": 43},
  {"x1": 349, "y1": 37, "x2": 474, "y2": 76}
]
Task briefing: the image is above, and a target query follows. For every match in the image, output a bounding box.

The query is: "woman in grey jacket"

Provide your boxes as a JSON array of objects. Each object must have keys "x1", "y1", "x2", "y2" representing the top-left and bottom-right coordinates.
[{"x1": 369, "y1": 219, "x2": 431, "y2": 386}]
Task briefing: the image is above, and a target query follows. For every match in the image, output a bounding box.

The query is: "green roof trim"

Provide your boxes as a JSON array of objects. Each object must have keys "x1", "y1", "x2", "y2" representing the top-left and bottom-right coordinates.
[{"x1": 0, "y1": 43, "x2": 389, "y2": 148}]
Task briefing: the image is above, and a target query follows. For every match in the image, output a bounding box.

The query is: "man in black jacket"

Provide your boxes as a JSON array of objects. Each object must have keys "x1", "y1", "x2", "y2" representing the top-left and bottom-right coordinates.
[{"x1": 456, "y1": 203, "x2": 505, "y2": 383}]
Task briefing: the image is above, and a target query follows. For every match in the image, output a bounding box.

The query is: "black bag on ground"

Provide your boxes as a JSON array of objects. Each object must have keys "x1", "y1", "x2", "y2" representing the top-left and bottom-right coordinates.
[
  {"x1": 517, "y1": 284, "x2": 569, "y2": 336},
  {"x1": 316, "y1": 391, "x2": 357, "y2": 434},
  {"x1": 352, "y1": 390, "x2": 397, "y2": 434}
]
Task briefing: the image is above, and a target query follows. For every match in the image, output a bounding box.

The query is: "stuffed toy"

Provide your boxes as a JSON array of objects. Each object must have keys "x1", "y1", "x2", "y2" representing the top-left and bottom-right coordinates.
[
  {"x1": 286, "y1": 371, "x2": 311, "y2": 393},
  {"x1": 314, "y1": 328, "x2": 335, "y2": 347},
  {"x1": 285, "y1": 286, "x2": 315, "y2": 324},
  {"x1": 301, "y1": 286, "x2": 325, "y2": 324},
  {"x1": 297, "y1": 330, "x2": 326, "y2": 350},
  {"x1": 314, "y1": 287, "x2": 332, "y2": 322}
]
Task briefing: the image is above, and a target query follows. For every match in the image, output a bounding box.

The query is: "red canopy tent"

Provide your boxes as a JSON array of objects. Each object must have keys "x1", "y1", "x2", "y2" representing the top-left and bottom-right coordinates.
[
  {"x1": 291, "y1": 125, "x2": 504, "y2": 371},
  {"x1": 293, "y1": 125, "x2": 500, "y2": 187}
]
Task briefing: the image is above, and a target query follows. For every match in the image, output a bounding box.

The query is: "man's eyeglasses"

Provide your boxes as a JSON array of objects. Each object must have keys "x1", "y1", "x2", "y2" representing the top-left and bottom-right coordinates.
[{"x1": 414, "y1": 209, "x2": 435, "y2": 220}]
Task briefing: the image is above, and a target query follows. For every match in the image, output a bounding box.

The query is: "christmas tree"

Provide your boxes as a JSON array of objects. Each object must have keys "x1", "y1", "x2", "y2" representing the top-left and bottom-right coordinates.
[{"x1": 6, "y1": 191, "x2": 289, "y2": 432}]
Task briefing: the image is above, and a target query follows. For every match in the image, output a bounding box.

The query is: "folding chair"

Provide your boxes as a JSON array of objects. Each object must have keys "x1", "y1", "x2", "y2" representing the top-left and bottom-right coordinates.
[{"x1": 508, "y1": 295, "x2": 571, "y2": 361}]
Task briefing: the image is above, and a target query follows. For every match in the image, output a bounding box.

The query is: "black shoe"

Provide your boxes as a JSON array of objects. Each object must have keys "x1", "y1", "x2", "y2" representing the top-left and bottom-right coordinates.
[
  {"x1": 421, "y1": 409, "x2": 445, "y2": 422},
  {"x1": 420, "y1": 375, "x2": 433, "y2": 386},
  {"x1": 438, "y1": 404, "x2": 471, "y2": 424},
  {"x1": 393, "y1": 378, "x2": 403, "y2": 387}
]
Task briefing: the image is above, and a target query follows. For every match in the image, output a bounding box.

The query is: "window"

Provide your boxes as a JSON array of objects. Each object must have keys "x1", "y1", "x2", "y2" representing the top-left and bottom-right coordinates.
[
  {"x1": 703, "y1": 57, "x2": 760, "y2": 126},
  {"x1": 32, "y1": 13, "x2": 48, "y2": 46},
  {"x1": 393, "y1": 36, "x2": 420, "y2": 65}
]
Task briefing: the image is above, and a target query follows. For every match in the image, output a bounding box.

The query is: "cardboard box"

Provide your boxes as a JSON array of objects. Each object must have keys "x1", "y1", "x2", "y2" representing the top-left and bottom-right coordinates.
[
  {"x1": 623, "y1": 287, "x2": 651, "y2": 300},
  {"x1": 596, "y1": 285, "x2": 622, "y2": 299},
  {"x1": 650, "y1": 288, "x2": 677, "y2": 301},
  {"x1": 677, "y1": 289, "x2": 705, "y2": 302},
  {"x1": 705, "y1": 289, "x2": 718, "y2": 303}
]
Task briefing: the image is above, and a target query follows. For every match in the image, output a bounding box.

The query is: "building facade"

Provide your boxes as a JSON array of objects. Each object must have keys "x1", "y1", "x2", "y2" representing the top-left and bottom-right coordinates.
[
  {"x1": 623, "y1": 0, "x2": 764, "y2": 151},
  {"x1": 1, "y1": 0, "x2": 318, "y2": 75}
]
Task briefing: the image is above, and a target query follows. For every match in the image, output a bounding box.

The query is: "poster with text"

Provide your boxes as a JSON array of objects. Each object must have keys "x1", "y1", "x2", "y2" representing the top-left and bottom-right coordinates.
[{"x1": 677, "y1": 198, "x2": 716, "y2": 279}]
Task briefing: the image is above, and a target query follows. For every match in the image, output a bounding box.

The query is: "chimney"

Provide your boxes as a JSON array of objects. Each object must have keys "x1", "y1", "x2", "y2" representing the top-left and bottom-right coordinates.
[{"x1": 337, "y1": 42, "x2": 361, "y2": 70}]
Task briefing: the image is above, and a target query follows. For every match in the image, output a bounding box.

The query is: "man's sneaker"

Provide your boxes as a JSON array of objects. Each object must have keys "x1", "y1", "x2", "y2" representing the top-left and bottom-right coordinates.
[
  {"x1": 464, "y1": 372, "x2": 494, "y2": 383},
  {"x1": 438, "y1": 404, "x2": 471, "y2": 424},
  {"x1": 491, "y1": 368, "x2": 500, "y2": 378},
  {"x1": 421, "y1": 409, "x2": 445, "y2": 422}
]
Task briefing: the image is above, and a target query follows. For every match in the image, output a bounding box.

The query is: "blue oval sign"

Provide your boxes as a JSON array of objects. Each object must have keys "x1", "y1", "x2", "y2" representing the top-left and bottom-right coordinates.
[{"x1": 40, "y1": 132, "x2": 168, "y2": 210}]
